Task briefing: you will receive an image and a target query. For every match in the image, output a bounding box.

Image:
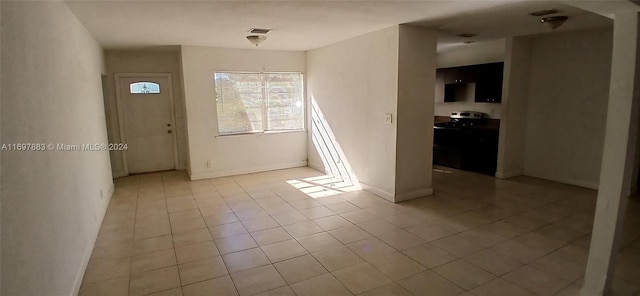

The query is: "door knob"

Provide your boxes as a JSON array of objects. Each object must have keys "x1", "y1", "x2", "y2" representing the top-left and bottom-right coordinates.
[
  {"x1": 168, "y1": 130, "x2": 172, "y2": 134},
  {"x1": 167, "y1": 123, "x2": 171, "y2": 127}
]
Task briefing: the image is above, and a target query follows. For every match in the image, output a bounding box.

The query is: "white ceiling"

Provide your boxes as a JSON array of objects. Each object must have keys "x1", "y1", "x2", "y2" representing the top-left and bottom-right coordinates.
[{"x1": 65, "y1": 0, "x2": 618, "y2": 52}]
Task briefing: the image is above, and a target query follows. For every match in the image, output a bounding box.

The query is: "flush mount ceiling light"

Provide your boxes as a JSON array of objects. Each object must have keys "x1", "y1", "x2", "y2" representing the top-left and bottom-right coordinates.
[
  {"x1": 529, "y1": 9, "x2": 559, "y2": 17},
  {"x1": 541, "y1": 15, "x2": 569, "y2": 30},
  {"x1": 246, "y1": 35, "x2": 267, "y2": 46},
  {"x1": 456, "y1": 33, "x2": 477, "y2": 38},
  {"x1": 249, "y1": 28, "x2": 271, "y2": 34}
]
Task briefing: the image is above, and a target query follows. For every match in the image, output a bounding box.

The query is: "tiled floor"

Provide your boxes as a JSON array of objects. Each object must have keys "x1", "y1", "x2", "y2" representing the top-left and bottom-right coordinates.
[{"x1": 80, "y1": 166, "x2": 640, "y2": 296}]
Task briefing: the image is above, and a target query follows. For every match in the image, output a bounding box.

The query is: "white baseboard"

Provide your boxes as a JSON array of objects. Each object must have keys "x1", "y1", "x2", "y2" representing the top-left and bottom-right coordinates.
[
  {"x1": 495, "y1": 169, "x2": 523, "y2": 179},
  {"x1": 308, "y1": 162, "x2": 325, "y2": 173},
  {"x1": 189, "y1": 161, "x2": 308, "y2": 180},
  {"x1": 359, "y1": 182, "x2": 395, "y2": 203},
  {"x1": 523, "y1": 171, "x2": 599, "y2": 190},
  {"x1": 70, "y1": 181, "x2": 114, "y2": 296},
  {"x1": 395, "y1": 187, "x2": 434, "y2": 202}
]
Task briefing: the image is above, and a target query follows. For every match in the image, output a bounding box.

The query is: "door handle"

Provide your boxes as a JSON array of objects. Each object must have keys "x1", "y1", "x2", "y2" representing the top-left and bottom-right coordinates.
[{"x1": 168, "y1": 130, "x2": 172, "y2": 134}]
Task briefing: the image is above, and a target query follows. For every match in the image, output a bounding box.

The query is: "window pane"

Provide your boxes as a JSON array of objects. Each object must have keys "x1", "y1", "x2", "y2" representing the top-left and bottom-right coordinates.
[
  {"x1": 215, "y1": 73, "x2": 263, "y2": 134},
  {"x1": 266, "y1": 73, "x2": 304, "y2": 130},
  {"x1": 130, "y1": 82, "x2": 160, "y2": 94}
]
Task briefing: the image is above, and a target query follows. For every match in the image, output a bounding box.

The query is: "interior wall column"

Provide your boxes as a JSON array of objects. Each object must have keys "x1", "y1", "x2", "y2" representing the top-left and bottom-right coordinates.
[{"x1": 581, "y1": 11, "x2": 640, "y2": 296}]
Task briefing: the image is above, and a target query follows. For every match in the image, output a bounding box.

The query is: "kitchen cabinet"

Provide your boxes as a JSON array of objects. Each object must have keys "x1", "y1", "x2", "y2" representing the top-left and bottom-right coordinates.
[
  {"x1": 435, "y1": 62, "x2": 504, "y2": 103},
  {"x1": 433, "y1": 126, "x2": 499, "y2": 176},
  {"x1": 474, "y1": 62, "x2": 504, "y2": 103}
]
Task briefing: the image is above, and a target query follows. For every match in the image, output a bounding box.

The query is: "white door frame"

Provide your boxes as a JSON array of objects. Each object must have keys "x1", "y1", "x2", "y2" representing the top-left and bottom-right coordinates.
[{"x1": 114, "y1": 72, "x2": 179, "y2": 175}]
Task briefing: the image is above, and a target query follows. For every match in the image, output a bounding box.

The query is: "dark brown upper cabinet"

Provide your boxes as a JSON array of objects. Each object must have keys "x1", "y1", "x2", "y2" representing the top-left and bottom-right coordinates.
[{"x1": 435, "y1": 62, "x2": 504, "y2": 103}]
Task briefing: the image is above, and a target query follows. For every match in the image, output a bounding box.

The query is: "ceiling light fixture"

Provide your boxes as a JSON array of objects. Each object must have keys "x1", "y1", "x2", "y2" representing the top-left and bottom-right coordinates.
[
  {"x1": 541, "y1": 16, "x2": 569, "y2": 30},
  {"x1": 246, "y1": 35, "x2": 267, "y2": 46},
  {"x1": 529, "y1": 9, "x2": 559, "y2": 17},
  {"x1": 249, "y1": 28, "x2": 271, "y2": 34},
  {"x1": 456, "y1": 33, "x2": 477, "y2": 38}
]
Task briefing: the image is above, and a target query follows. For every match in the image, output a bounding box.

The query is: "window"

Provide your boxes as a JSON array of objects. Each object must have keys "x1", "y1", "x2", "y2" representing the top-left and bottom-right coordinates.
[
  {"x1": 129, "y1": 82, "x2": 160, "y2": 94},
  {"x1": 214, "y1": 72, "x2": 304, "y2": 135}
]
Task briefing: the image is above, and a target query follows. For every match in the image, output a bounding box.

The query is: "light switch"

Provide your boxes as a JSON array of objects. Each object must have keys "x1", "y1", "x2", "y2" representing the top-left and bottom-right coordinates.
[{"x1": 385, "y1": 113, "x2": 393, "y2": 124}]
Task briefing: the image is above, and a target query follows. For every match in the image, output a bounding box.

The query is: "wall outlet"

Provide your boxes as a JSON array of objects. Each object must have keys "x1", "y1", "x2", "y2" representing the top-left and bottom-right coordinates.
[
  {"x1": 385, "y1": 113, "x2": 393, "y2": 124},
  {"x1": 207, "y1": 160, "x2": 212, "y2": 168}
]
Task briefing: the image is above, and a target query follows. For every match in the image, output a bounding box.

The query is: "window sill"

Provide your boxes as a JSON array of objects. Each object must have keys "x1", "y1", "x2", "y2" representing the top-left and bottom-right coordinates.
[{"x1": 215, "y1": 129, "x2": 307, "y2": 138}]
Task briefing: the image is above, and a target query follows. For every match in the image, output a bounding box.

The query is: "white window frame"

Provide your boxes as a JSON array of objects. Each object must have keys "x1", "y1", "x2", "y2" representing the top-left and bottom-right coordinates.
[{"x1": 214, "y1": 71, "x2": 305, "y2": 136}]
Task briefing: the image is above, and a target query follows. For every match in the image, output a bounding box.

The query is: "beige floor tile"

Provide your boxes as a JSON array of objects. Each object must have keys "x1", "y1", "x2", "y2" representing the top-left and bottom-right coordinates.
[
  {"x1": 146, "y1": 287, "x2": 183, "y2": 296},
  {"x1": 505, "y1": 215, "x2": 548, "y2": 231},
  {"x1": 274, "y1": 254, "x2": 328, "y2": 284},
  {"x1": 531, "y1": 252, "x2": 586, "y2": 282},
  {"x1": 78, "y1": 276, "x2": 128, "y2": 296},
  {"x1": 285, "y1": 200, "x2": 320, "y2": 213},
  {"x1": 173, "y1": 228, "x2": 212, "y2": 247},
  {"x1": 534, "y1": 224, "x2": 584, "y2": 243},
  {"x1": 230, "y1": 265, "x2": 286, "y2": 296},
  {"x1": 215, "y1": 233, "x2": 258, "y2": 254},
  {"x1": 503, "y1": 265, "x2": 572, "y2": 295},
  {"x1": 222, "y1": 247, "x2": 271, "y2": 272},
  {"x1": 131, "y1": 248, "x2": 177, "y2": 274},
  {"x1": 135, "y1": 222, "x2": 172, "y2": 241},
  {"x1": 297, "y1": 232, "x2": 343, "y2": 253},
  {"x1": 328, "y1": 225, "x2": 371, "y2": 244},
  {"x1": 182, "y1": 275, "x2": 238, "y2": 296},
  {"x1": 513, "y1": 232, "x2": 567, "y2": 254},
  {"x1": 432, "y1": 234, "x2": 485, "y2": 257},
  {"x1": 492, "y1": 240, "x2": 547, "y2": 264},
  {"x1": 262, "y1": 203, "x2": 297, "y2": 215},
  {"x1": 314, "y1": 215, "x2": 354, "y2": 231},
  {"x1": 272, "y1": 211, "x2": 308, "y2": 226},
  {"x1": 357, "y1": 219, "x2": 400, "y2": 236},
  {"x1": 133, "y1": 234, "x2": 174, "y2": 255},
  {"x1": 480, "y1": 221, "x2": 529, "y2": 239},
  {"x1": 261, "y1": 239, "x2": 308, "y2": 262},
  {"x1": 332, "y1": 262, "x2": 392, "y2": 294},
  {"x1": 402, "y1": 243, "x2": 458, "y2": 268},
  {"x1": 283, "y1": 220, "x2": 324, "y2": 238},
  {"x1": 368, "y1": 252, "x2": 427, "y2": 280},
  {"x1": 129, "y1": 266, "x2": 181, "y2": 296},
  {"x1": 83, "y1": 257, "x2": 131, "y2": 284},
  {"x1": 312, "y1": 245, "x2": 365, "y2": 271},
  {"x1": 170, "y1": 217, "x2": 207, "y2": 234},
  {"x1": 241, "y1": 216, "x2": 279, "y2": 232},
  {"x1": 358, "y1": 283, "x2": 413, "y2": 296},
  {"x1": 178, "y1": 256, "x2": 228, "y2": 285},
  {"x1": 397, "y1": 270, "x2": 464, "y2": 296},
  {"x1": 376, "y1": 229, "x2": 426, "y2": 250},
  {"x1": 383, "y1": 213, "x2": 426, "y2": 228},
  {"x1": 463, "y1": 249, "x2": 523, "y2": 276},
  {"x1": 459, "y1": 228, "x2": 509, "y2": 247},
  {"x1": 209, "y1": 222, "x2": 248, "y2": 239},
  {"x1": 169, "y1": 209, "x2": 202, "y2": 222},
  {"x1": 290, "y1": 273, "x2": 353, "y2": 296},
  {"x1": 253, "y1": 286, "x2": 296, "y2": 296},
  {"x1": 433, "y1": 259, "x2": 496, "y2": 290},
  {"x1": 250, "y1": 227, "x2": 293, "y2": 246},
  {"x1": 347, "y1": 237, "x2": 396, "y2": 261},
  {"x1": 405, "y1": 223, "x2": 454, "y2": 242},
  {"x1": 299, "y1": 206, "x2": 336, "y2": 219},
  {"x1": 89, "y1": 242, "x2": 133, "y2": 261},
  {"x1": 470, "y1": 278, "x2": 535, "y2": 296},
  {"x1": 175, "y1": 241, "x2": 220, "y2": 264},
  {"x1": 324, "y1": 201, "x2": 361, "y2": 214},
  {"x1": 340, "y1": 210, "x2": 378, "y2": 224}
]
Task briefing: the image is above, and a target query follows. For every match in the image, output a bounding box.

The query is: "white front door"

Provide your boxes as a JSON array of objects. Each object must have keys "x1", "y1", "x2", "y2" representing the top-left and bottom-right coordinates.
[{"x1": 118, "y1": 75, "x2": 176, "y2": 173}]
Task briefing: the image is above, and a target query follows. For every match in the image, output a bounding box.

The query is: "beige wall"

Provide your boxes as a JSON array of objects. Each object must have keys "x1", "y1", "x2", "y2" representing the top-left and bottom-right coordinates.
[
  {"x1": 395, "y1": 25, "x2": 437, "y2": 201},
  {"x1": 496, "y1": 36, "x2": 533, "y2": 179},
  {"x1": 306, "y1": 26, "x2": 400, "y2": 199},
  {"x1": 180, "y1": 46, "x2": 307, "y2": 180},
  {"x1": 523, "y1": 28, "x2": 613, "y2": 189},
  {"x1": 104, "y1": 49, "x2": 188, "y2": 177},
  {"x1": 1, "y1": 2, "x2": 113, "y2": 295}
]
